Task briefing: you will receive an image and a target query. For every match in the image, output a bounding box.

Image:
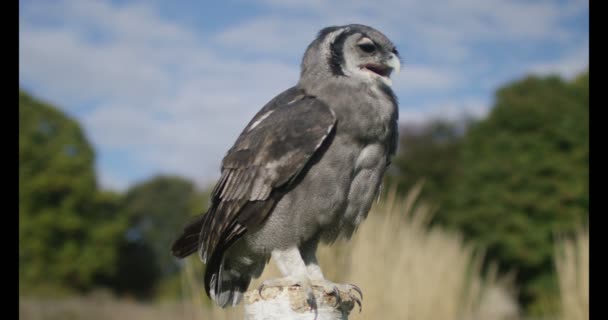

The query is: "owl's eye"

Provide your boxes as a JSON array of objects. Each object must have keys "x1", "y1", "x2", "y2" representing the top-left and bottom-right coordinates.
[{"x1": 358, "y1": 42, "x2": 376, "y2": 53}]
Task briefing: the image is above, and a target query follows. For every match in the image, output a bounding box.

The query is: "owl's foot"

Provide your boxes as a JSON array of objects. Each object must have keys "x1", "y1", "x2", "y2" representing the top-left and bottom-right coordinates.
[
  {"x1": 310, "y1": 280, "x2": 362, "y2": 313},
  {"x1": 255, "y1": 277, "x2": 362, "y2": 317},
  {"x1": 257, "y1": 276, "x2": 319, "y2": 318}
]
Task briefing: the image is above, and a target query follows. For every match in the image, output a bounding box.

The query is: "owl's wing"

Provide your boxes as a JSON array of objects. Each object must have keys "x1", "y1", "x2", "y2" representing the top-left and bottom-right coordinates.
[{"x1": 171, "y1": 87, "x2": 336, "y2": 263}]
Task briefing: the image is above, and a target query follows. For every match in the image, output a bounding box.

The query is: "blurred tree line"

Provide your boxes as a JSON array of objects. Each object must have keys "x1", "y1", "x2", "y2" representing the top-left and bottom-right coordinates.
[
  {"x1": 388, "y1": 71, "x2": 588, "y2": 315},
  {"x1": 19, "y1": 70, "x2": 588, "y2": 315},
  {"x1": 19, "y1": 90, "x2": 209, "y2": 299}
]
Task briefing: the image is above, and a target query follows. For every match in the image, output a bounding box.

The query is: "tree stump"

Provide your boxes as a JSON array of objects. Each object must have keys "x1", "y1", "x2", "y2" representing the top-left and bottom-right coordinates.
[{"x1": 243, "y1": 285, "x2": 359, "y2": 320}]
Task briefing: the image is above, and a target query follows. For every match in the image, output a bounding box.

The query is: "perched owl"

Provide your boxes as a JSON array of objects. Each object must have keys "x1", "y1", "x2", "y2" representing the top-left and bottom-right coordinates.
[{"x1": 172, "y1": 24, "x2": 400, "y2": 311}]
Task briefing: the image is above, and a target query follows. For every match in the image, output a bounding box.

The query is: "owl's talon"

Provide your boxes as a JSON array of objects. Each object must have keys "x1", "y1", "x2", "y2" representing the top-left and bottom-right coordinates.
[
  {"x1": 305, "y1": 287, "x2": 319, "y2": 320},
  {"x1": 257, "y1": 283, "x2": 265, "y2": 299},
  {"x1": 330, "y1": 286, "x2": 342, "y2": 306},
  {"x1": 353, "y1": 296, "x2": 362, "y2": 313},
  {"x1": 349, "y1": 283, "x2": 363, "y2": 301}
]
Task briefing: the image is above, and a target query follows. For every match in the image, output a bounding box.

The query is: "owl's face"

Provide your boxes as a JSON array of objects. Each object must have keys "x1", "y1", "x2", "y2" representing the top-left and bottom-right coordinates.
[
  {"x1": 338, "y1": 29, "x2": 401, "y2": 87},
  {"x1": 301, "y1": 24, "x2": 401, "y2": 88}
]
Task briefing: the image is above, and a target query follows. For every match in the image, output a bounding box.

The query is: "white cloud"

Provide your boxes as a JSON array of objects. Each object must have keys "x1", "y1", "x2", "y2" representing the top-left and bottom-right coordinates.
[
  {"x1": 399, "y1": 97, "x2": 491, "y2": 125},
  {"x1": 19, "y1": 0, "x2": 588, "y2": 191},
  {"x1": 21, "y1": 0, "x2": 197, "y2": 45},
  {"x1": 528, "y1": 44, "x2": 589, "y2": 80},
  {"x1": 98, "y1": 170, "x2": 132, "y2": 193},
  {"x1": 215, "y1": 17, "x2": 318, "y2": 57},
  {"x1": 249, "y1": 0, "x2": 586, "y2": 62},
  {"x1": 20, "y1": 27, "x2": 173, "y2": 108},
  {"x1": 20, "y1": 0, "x2": 301, "y2": 190},
  {"x1": 393, "y1": 65, "x2": 457, "y2": 91}
]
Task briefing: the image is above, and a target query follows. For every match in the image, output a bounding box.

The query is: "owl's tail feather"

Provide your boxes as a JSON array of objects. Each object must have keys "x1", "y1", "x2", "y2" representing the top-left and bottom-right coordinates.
[
  {"x1": 173, "y1": 212, "x2": 252, "y2": 307},
  {"x1": 206, "y1": 252, "x2": 252, "y2": 308},
  {"x1": 171, "y1": 215, "x2": 204, "y2": 259}
]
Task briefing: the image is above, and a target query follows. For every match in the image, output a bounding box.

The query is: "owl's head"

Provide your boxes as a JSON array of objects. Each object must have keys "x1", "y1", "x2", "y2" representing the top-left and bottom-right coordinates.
[{"x1": 300, "y1": 24, "x2": 401, "y2": 88}]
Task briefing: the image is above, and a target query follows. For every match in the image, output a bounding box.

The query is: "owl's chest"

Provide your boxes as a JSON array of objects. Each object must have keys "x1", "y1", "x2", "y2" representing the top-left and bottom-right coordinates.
[
  {"x1": 329, "y1": 85, "x2": 397, "y2": 145},
  {"x1": 316, "y1": 139, "x2": 388, "y2": 242}
]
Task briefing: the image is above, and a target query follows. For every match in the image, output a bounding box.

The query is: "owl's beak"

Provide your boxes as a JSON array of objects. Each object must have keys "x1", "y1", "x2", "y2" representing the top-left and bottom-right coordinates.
[
  {"x1": 385, "y1": 53, "x2": 400, "y2": 76},
  {"x1": 361, "y1": 52, "x2": 401, "y2": 80},
  {"x1": 359, "y1": 52, "x2": 401, "y2": 87}
]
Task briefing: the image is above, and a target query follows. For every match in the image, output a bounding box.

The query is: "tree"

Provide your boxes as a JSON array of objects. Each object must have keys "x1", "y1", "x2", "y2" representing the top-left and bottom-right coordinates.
[
  {"x1": 438, "y1": 72, "x2": 589, "y2": 313},
  {"x1": 112, "y1": 175, "x2": 205, "y2": 298},
  {"x1": 387, "y1": 119, "x2": 465, "y2": 203},
  {"x1": 19, "y1": 90, "x2": 127, "y2": 293}
]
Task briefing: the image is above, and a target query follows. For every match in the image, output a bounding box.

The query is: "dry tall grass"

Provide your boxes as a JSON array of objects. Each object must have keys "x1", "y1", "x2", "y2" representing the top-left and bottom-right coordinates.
[
  {"x1": 20, "y1": 184, "x2": 520, "y2": 319},
  {"x1": 554, "y1": 225, "x2": 588, "y2": 320},
  {"x1": 248, "y1": 183, "x2": 520, "y2": 320},
  {"x1": 322, "y1": 184, "x2": 519, "y2": 320}
]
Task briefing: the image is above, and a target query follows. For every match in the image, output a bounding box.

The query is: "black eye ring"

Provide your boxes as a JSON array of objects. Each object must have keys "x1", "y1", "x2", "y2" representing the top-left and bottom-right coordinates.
[{"x1": 358, "y1": 43, "x2": 376, "y2": 53}]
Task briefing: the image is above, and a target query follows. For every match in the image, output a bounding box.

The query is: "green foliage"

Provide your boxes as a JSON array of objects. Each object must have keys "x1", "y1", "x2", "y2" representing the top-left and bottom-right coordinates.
[
  {"x1": 387, "y1": 119, "x2": 465, "y2": 203},
  {"x1": 96, "y1": 175, "x2": 209, "y2": 299},
  {"x1": 19, "y1": 90, "x2": 209, "y2": 299},
  {"x1": 107, "y1": 238, "x2": 161, "y2": 299},
  {"x1": 435, "y1": 72, "x2": 589, "y2": 313},
  {"x1": 19, "y1": 91, "x2": 127, "y2": 293},
  {"x1": 121, "y1": 176, "x2": 201, "y2": 275}
]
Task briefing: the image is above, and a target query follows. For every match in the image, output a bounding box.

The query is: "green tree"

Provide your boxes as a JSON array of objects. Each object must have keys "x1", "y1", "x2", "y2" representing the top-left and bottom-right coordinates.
[
  {"x1": 122, "y1": 175, "x2": 202, "y2": 274},
  {"x1": 112, "y1": 175, "x2": 206, "y2": 298},
  {"x1": 19, "y1": 90, "x2": 127, "y2": 293},
  {"x1": 438, "y1": 72, "x2": 589, "y2": 313},
  {"x1": 387, "y1": 119, "x2": 465, "y2": 203}
]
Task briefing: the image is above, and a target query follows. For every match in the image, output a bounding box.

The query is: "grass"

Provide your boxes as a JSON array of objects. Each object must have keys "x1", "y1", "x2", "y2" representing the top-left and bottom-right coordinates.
[
  {"x1": 554, "y1": 225, "x2": 588, "y2": 320},
  {"x1": 19, "y1": 294, "x2": 240, "y2": 320},
  {"x1": 315, "y1": 184, "x2": 520, "y2": 320},
  {"x1": 20, "y1": 184, "x2": 524, "y2": 319}
]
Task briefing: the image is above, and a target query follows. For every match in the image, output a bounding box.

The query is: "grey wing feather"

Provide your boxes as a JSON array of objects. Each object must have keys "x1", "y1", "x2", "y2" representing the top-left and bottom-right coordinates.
[{"x1": 194, "y1": 87, "x2": 336, "y2": 262}]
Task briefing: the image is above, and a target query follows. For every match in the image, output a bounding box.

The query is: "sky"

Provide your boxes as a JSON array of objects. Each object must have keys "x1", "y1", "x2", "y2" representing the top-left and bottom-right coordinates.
[{"x1": 19, "y1": 0, "x2": 589, "y2": 192}]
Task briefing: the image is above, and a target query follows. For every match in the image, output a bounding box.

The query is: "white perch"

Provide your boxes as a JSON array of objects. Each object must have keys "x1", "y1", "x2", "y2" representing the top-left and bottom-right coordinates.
[{"x1": 243, "y1": 285, "x2": 359, "y2": 320}]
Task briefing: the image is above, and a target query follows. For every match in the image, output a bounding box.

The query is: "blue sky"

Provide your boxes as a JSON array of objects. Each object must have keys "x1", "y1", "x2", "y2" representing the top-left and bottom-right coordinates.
[{"x1": 19, "y1": 0, "x2": 588, "y2": 191}]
